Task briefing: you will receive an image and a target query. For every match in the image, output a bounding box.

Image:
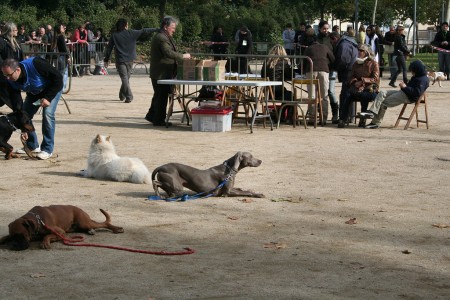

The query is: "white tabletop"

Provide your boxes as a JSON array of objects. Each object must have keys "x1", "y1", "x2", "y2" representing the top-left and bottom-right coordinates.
[
  {"x1": 158, "y1": 79, "x2": 282, "y2": 87},
  {"x1": 224, "y1": 72, "x2": 261, "y2": 79}
]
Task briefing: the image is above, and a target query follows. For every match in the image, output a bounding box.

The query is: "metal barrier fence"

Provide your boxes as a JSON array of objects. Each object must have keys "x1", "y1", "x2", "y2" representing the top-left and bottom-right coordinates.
[{"x1": 21, "y1": 41, "x2": 109, "y2": 80}]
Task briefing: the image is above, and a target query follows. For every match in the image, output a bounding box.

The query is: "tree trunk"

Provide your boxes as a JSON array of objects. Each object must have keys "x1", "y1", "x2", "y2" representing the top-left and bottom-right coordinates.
[
  {"x1": 159, "y1": 0, "x2": 167, "y2": 19},
  {"x1": 372, "y1": 0, "x2": 378, "y2": 25}
]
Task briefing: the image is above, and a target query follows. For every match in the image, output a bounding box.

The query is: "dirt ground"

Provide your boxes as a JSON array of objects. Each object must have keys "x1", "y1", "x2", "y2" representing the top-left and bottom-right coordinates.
[{"x1": 0, "y1": 66, "x2": 449, "y2": 300}]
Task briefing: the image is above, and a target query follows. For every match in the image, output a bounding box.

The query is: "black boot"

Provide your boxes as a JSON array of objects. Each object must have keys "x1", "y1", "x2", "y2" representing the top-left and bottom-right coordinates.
[{"x1": 358, "y1": 117, "x2": 366, "y2": 128}]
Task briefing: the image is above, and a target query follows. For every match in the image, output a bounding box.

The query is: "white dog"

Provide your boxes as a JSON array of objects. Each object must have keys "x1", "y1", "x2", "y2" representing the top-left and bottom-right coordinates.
[
  {"x1": 80, "y1": 134, "x2": 152, "y2": 184},
  {"x1": 427, "y1": 71, "x2": 446, "y2": 87}
]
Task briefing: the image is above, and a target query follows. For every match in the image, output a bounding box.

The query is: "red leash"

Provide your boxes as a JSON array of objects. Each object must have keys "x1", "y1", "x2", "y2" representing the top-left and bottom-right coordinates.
[{"x1": 44, "y1": 224, "x2": 195, "y2": 256}]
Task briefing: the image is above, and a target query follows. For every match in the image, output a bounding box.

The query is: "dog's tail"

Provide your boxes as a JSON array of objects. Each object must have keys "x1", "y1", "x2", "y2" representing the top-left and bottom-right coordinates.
[
  {"x1": 151, "y1": 167, "x2": 161, "y2": 181},
  {"x1": 99, "y1": 209, "x2": 112, "y2": 224}
]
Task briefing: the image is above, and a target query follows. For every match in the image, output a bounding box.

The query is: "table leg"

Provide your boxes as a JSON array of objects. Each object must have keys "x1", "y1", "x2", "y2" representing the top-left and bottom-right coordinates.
[
  {"x1": 250, "y1": 86, "x2": 258, "y2": 133},
  {"x1": 249, "y1": 86, "x2": 274, "y2": 133},
  {"x1": 265, "y1": 86, "x2": 274, "y2": 131}
]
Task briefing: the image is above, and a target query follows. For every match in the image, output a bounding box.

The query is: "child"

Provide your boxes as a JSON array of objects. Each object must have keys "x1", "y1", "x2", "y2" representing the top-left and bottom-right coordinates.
[{"x1": 360, "y1": 60, "x2": 429, "y2": 128}]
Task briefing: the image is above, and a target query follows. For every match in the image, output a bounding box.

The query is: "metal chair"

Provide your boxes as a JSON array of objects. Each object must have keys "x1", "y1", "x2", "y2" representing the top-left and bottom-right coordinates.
[
  {"x1": 235, "y1": 77, "x2": 275, "y2": 127},
  {"x1": 282, "y1": 78, "x2": 323, "y2": 128}
]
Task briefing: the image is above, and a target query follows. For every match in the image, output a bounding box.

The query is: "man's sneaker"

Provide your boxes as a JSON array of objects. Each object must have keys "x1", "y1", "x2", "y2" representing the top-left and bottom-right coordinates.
[
  {"x1": 358, "y1": 111, "x2": 374, "y2": 118},
  {"x1": 16, "y1": 147, "x2": 40, "y2": 154},
  {"x1": 36, "y1": 151, "x2": 53, "y2": 160},
  {"x1": 365, "y1": 123, "x2": 379, "y2": 129}
]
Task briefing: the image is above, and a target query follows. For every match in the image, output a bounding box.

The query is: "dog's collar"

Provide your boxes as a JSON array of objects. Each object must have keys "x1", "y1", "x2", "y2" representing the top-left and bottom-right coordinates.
[
  {"x1": 27, "y1": 212, "x2": 46, "y2": 234},
  {"x1": 2, "y1": 115, "x2": 21, "y2": 133},
  {"x1": 223, "y1": 161, "x2": 237, "y2": 182},
  {"x1": 223, "y1": 161, "x2": 237, "y2": 173}
]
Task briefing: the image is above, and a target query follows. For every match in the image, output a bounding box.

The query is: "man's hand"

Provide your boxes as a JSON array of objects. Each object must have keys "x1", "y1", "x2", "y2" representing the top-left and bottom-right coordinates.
[{"x1": 41, "y1": 98, "x2": 51, "y2": 107}]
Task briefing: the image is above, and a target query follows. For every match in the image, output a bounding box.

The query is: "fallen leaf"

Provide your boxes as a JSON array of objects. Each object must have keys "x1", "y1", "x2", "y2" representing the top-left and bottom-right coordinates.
[
  {"x1": 345, "y1": 218, "x2": 358, "y2": 225},
  {"x1": 436, "y1": 157, "x2": 450, "y2": 162},
  {"x1": 432, "y1": 224, "x2": 449, "y2": 228},
  {"x1": 263, "y1": 242, "x2": 287, "y2": 249},
  {"x1": 30, "y1": 273, "x2": 46, "y2": 278},
  {"x1": 271, "y1": 197, "x2": 303, "y2": 203},
  {"x1": 402, "y1": 250, "x2": 411, "y2": 254},
  {"x1": 239, "y1": 198, "x2": 253, "y2": 203},
  {"x1": 227, "y1": 216, "x2": 239, "y2": 220}
]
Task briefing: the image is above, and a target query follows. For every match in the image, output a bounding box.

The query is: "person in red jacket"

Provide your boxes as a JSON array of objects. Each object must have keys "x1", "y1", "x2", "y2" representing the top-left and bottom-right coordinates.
[{"x1": 71, "y1": 23, "x2": 89, "y2": 76}]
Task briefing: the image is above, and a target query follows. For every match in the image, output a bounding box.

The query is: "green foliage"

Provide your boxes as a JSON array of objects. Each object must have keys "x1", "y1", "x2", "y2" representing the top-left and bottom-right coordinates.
[
  {"x1": 0, "y1": 0, "x2": 444, "y2": 47},
  {"x1": 180, "y1": 13, "x2": 202, "y2": 44}
]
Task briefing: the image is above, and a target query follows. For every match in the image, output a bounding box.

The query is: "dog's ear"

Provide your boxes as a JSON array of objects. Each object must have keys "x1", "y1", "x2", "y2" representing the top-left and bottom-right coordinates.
[
  {"x1": 0, "y1": 234, "x2": 12, "y2": 244},
  {"x1": 232, "y1": 151, "x2": 243, "y2": 171},
  {"x1": 22, "y1": 220, "x2": 37, "y2": 234}
]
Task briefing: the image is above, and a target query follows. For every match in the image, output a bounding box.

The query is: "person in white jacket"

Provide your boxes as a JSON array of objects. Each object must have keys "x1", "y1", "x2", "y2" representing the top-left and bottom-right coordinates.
[{"x1": 282, "y1": 23, "x2": 296, "y2": 55}]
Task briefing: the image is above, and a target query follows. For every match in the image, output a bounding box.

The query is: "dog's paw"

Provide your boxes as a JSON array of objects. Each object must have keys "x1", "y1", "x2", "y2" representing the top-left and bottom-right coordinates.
[
  {"x1": 40, "y1": 241, "x2": 52, "y2": 250},
  {"x1": 112, "y1": 227, "x2": 124, "y2": 234}
]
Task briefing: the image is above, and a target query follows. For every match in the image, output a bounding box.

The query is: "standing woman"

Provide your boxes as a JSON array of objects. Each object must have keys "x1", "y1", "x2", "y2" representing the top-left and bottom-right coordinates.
[
  {"x1": 0, "y1": 22, "x2": 23, "y2": 111},
  {"x1": 357, "y1": 24, "x2": 366, "y2": 45},
  {"x1": 50, "y1": 23, "x2": 70, "y2": 89},
  {"x1": 145, "y1": 16, "x2": 190, "y2": 126},
  {"x1": 389, "y1": 25, "x2": 410, "y2": 87}
]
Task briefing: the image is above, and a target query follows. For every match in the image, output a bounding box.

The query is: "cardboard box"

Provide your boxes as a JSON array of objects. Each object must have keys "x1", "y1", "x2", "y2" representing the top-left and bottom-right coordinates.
[
  {"x1": 201, "y1": 60, "x2": 227, "y2": 81},
  {"x1": 191, "y1": 106, "x2": 233, "y2": 132},
  {"x1": 194, "y1": 60, "x2": 211, "y2": 81},
  {"x1": 177, "y1": 59, "x2": 203, "y2": 80}
]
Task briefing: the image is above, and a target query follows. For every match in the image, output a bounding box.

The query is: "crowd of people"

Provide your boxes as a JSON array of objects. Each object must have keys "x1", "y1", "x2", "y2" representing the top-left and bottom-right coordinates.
[
  {"x1": 208, "y1": 21, "x2": 434, "y2": 129},
  {"x1": 0, "y1": 20, "x2": 109, "y2": 78}
]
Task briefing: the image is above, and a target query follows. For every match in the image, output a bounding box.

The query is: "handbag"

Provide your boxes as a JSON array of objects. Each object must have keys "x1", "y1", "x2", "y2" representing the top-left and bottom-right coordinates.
[{"x1": 384, "y1": 44, "x2": 394, "y2": 54}]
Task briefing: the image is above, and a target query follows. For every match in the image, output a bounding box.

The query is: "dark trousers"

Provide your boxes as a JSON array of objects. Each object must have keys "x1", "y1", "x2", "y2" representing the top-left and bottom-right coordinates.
[
  {"x1": 339, "y1": 91, "x2": 377, "y2": 122},
  {"x1": 391, "y1": 55, "x2": 408, "y2": 83},
  {"x1": 147, "y1": 79, "x2": 171, "y2": 124}
]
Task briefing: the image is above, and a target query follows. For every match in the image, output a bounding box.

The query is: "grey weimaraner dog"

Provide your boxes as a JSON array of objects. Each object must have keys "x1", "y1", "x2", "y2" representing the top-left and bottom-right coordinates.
[{"x1": 151, "y1": 151, "x2": 264, "y2": 198}]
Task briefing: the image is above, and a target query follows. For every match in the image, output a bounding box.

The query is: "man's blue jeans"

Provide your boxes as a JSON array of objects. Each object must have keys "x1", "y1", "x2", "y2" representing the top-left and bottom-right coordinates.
[{"x1": 23, "y1": 90, "x2": 62, "y2": 154}]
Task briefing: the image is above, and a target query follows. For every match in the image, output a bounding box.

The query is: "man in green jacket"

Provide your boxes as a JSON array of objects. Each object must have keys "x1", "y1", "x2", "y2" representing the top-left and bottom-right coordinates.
[{"x1": 145, "y1": 16, "x2": 191, "y2": 127}]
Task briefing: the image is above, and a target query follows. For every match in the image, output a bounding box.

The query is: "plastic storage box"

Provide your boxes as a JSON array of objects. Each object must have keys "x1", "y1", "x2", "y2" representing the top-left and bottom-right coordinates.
[{"x1": 191, "y1": 106, "x2": 233, "y2": 132}]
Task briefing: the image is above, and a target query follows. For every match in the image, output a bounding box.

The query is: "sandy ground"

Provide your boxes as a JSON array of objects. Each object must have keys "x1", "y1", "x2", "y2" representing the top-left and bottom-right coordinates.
[{"x1": 0, "y1": 66, "x2": 449, "y2": 300}]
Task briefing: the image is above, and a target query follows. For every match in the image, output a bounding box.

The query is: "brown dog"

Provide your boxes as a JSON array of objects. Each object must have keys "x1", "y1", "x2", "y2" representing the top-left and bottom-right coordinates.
[{"x1": 0, "y1": 205, "x2": 124, "y2": 250}]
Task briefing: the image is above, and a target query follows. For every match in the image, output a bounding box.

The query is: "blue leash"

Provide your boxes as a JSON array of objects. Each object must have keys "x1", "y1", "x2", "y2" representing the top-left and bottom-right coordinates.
[{"x1": 147, "y1": 178, "x2": 229, "y2": 202}]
